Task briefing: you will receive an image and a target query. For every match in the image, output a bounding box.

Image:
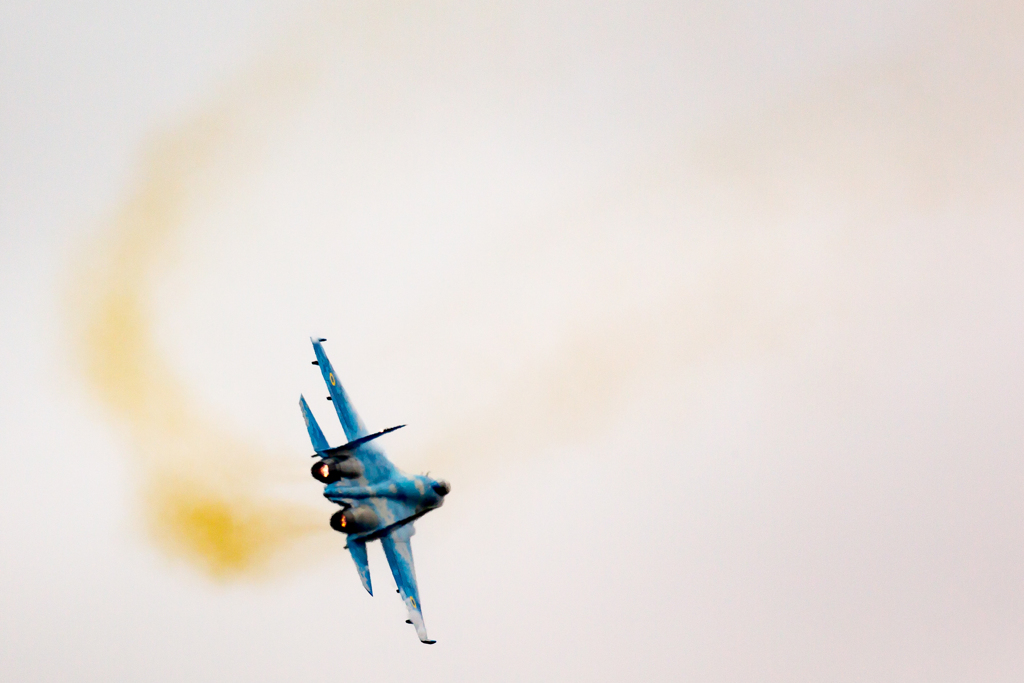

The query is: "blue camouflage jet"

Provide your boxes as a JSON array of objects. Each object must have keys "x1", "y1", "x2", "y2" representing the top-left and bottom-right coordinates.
[{"x1": 299, "y1": 337, "x2": 450, "y2": 644}]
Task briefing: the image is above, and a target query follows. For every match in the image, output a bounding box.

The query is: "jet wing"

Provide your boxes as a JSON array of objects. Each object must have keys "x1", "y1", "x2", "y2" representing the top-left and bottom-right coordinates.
[
  {"x1": 311, "y1": 337, "x2": 366, "y2": 441},
  {"x1": 381, "y1": 523, "x2": 434, "y2": 644},
  {"x1": 310, "y1": 337, "x2": 397, "y2": 484}
]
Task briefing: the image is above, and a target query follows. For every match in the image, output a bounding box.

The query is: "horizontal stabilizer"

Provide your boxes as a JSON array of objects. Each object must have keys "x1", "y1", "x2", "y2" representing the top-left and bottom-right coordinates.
[{"x1": 313, "y1": 425, "x2": 405, "y2": 458}]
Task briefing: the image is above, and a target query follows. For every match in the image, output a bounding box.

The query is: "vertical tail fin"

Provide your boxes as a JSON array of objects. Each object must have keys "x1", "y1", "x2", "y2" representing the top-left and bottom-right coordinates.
[
  {"x1": 348, "y1": 540, "x2": 373, "y2": 595},
  {"x1": 299, "y1": 395, "x2": 330, "y2": 452}
]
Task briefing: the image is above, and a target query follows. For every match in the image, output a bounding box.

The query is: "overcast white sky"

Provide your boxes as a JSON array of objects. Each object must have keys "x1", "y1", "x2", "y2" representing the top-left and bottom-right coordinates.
[{"x1": 2, "y1": 1, "x2": 1024, "y2": 681}]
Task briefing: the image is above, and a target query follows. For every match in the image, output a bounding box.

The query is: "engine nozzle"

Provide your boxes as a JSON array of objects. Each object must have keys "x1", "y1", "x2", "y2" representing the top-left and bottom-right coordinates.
[
  {"x1": 329, "y1": 505, "x2": 380, "y2": 534},
  {"x1": 311, "y1": 457, "x2": 364, "y2": 483}
]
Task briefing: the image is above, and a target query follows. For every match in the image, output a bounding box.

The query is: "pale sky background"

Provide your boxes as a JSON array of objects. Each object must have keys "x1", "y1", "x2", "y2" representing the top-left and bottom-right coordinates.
[{"x1": 2, "y1": 1, "x2": 1024, "y2": 681}]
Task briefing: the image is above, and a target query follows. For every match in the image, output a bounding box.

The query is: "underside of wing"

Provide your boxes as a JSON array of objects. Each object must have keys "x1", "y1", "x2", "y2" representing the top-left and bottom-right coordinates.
[{"x1": 381, "y1": 524, "x2": 434, "y2": 644}]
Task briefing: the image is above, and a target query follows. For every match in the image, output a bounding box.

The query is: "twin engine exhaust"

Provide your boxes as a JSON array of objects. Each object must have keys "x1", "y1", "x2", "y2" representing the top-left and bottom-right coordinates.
[{"x1": 310, "y1": 424, "x2": 405, "y2": 532}]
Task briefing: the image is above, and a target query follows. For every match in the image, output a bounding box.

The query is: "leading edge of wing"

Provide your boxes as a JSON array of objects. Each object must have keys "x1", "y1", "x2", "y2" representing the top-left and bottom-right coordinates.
[{"x1": 381, "y1": 525, "x2": 435, "y2": 644}]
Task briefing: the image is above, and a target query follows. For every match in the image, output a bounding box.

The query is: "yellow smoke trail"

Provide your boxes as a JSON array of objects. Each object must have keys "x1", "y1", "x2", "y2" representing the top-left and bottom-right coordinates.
[
  {"x1": 58, "y1": 16, "x2": 859, "y2": 580},
  {"x1": 69, "y1": 38, "x2": 330, "y2": 579},
  {"x1": 67, "y1": 0, "x2": 1023, "y2": 579}
]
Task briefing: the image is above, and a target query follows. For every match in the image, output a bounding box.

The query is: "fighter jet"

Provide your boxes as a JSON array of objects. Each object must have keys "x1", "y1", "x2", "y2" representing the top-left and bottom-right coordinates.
[{"x1": 299, "y1": 337, "x2": 450, "y2": 644}]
